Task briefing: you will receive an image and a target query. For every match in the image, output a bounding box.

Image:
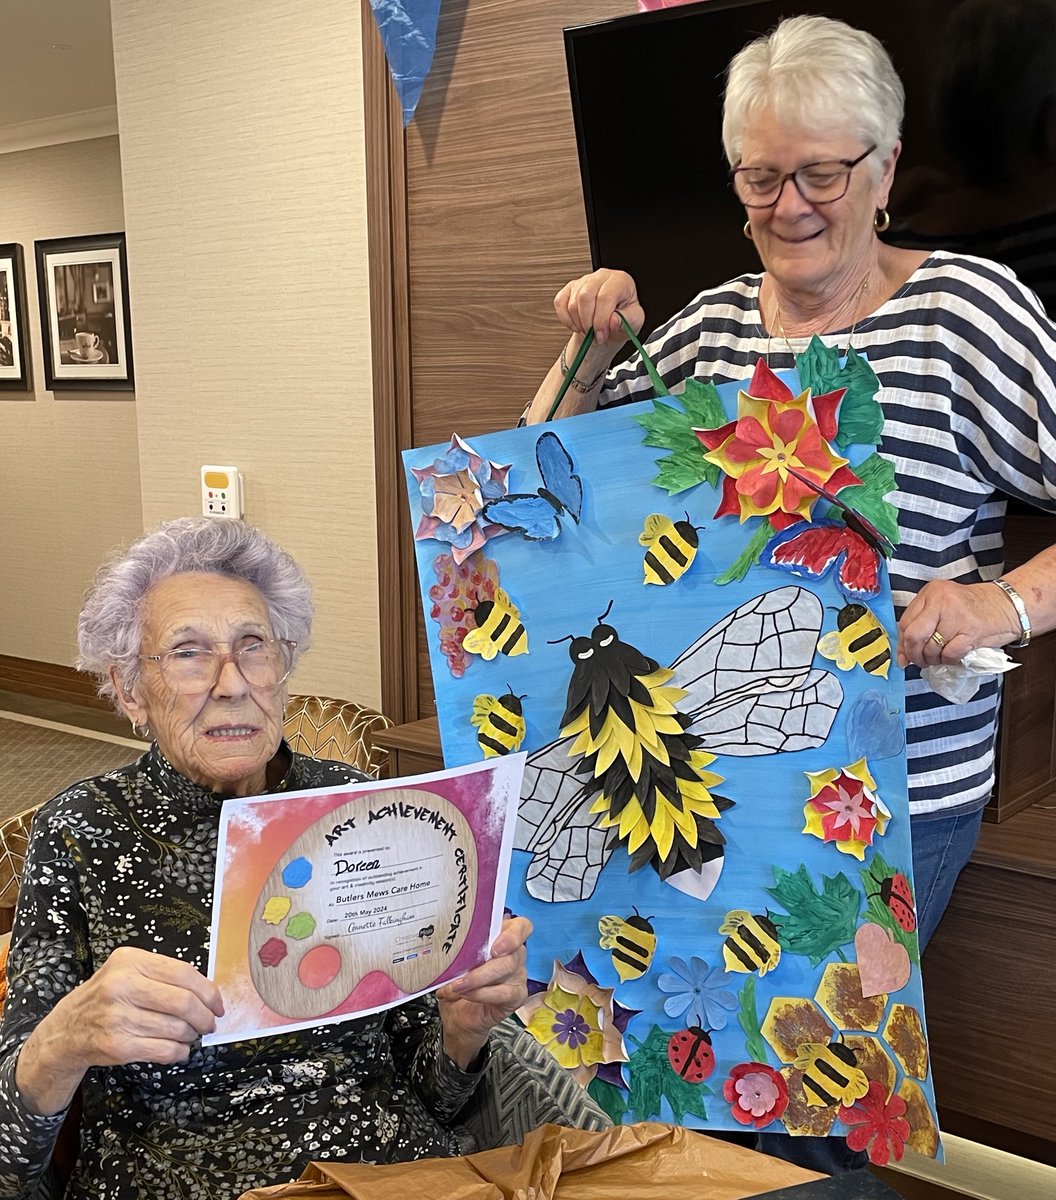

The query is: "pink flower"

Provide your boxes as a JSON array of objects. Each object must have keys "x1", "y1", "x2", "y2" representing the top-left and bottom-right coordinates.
[
  {"x1": 839, "y1": 1080, "x2": 911, "y2": 1165},
  {"x1": 722, "y1": 1062, "x2": 789, "y2": 1129}
]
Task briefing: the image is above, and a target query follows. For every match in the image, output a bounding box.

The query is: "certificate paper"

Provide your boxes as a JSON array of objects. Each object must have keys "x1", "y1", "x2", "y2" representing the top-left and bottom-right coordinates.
[{"x1": 205, "y1": 754, "x2": 524, "y2": 1045}]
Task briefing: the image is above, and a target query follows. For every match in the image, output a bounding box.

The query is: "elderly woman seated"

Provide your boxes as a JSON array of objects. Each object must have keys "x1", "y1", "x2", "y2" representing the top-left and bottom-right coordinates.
[{"x1": 0, "y1": 517, "x2": 532, "y2": 1199}]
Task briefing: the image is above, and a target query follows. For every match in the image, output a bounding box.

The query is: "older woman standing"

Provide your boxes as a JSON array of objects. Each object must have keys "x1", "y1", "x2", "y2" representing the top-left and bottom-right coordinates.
[
  {"x1": 527, "y1": 15, "x2": 1056, "y2": 1170},
  {"x1": 0, "y1": 518, "x2": 532, "y2": 1200}
]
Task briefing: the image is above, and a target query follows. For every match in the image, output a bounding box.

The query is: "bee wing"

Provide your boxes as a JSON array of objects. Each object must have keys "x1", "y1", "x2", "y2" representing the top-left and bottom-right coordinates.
[
  {"x1": 669, "y1": 585, "x2": 843, "y2": 755},
  {"x1": 597, "y1": 914, "x2": 623, "y2": 946},
  {"x1": 718, "y1": 909, "x2": 750, "y2": 935},
  {"x1": 462, "y1": 628, "x2": 499, "y2": 660},
  {"x1": 514, "y1": 734, "x2": 613, "y2": 903},
  {"x1": 470, "y1": 695, "x2": 498, "y2": 728},
  {"x1": 638, "y1": 513, "x2": 671, "y2": 547}
]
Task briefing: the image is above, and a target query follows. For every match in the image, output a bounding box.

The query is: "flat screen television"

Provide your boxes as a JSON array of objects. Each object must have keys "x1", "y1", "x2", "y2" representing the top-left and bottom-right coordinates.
[{"x1": 564, "y1": 0, "x2": 960, "y2": 331}]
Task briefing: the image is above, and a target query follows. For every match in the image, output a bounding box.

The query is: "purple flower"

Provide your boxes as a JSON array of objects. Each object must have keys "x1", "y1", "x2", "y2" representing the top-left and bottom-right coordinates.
[{"x1": 553, "y1": 1007, "x2": 592, "y2": 1049}]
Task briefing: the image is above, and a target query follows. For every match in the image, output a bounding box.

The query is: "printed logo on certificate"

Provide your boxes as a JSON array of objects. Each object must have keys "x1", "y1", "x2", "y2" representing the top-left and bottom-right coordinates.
[{"x1": 205, "y1": 756, "x2": 523, "y2": 1044}]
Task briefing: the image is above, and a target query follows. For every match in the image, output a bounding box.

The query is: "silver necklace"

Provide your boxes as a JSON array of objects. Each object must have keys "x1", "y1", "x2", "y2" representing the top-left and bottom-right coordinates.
[{"x1": 766, "y1": 275, "x2": 871, "y2": 363}]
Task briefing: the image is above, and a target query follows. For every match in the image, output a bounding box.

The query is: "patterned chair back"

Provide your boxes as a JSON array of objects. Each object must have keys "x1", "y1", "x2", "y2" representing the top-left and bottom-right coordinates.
[{"x1": 281, "y1": 694, "x2": 392, "y2": 779}]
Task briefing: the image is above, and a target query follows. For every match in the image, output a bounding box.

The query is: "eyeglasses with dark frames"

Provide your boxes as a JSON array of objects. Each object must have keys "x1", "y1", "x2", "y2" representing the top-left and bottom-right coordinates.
[
  {"x1": 731, "y1": 145, "x2": 877, "y2": 209},
  {"x1": 140, "y1": 638, "x2": 297, "y2": 694}
]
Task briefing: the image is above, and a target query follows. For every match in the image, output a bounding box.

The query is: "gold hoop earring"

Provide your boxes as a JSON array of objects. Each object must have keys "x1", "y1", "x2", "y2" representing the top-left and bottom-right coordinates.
[
  {"x1": 131, "y1": 721, "x2": 150, "y2": 739},
  {"x1": 743, "y1": 220, "x2": 754, "y2": 240},
  {"x1": 874, "y1": 208, "x2": 891, "y2": 233}
]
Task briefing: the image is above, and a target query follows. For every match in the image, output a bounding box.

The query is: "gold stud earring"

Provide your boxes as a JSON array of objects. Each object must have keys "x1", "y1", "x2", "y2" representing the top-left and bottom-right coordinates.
[
  {"x1": 874, "y1": 208, "x2": 891, "y2": 233},
  {"x1": 743, "y1": 220, "x2": 754, "y2": 240}
]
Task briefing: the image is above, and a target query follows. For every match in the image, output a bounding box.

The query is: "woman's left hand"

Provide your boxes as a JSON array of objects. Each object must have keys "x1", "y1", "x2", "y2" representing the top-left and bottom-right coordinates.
[
  {"x1": 436, "y1": 915, "x2": 532, "y2": 1070},
  {"x1": 897, "y1": 579, "x2": 1021, "y2": 668}
]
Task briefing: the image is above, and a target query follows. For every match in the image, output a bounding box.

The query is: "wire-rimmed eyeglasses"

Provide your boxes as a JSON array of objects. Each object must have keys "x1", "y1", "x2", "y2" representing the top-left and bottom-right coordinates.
[
  {"x1": 140, "y1": 639, "x2": 297, "y2": 694},
  {"x1": 731, "y1": 145, "x2": 877, "y2": 209}
]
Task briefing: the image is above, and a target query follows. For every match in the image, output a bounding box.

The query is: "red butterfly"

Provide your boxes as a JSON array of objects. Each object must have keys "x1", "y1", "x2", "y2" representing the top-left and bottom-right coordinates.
[{"x1": 764, "y1": 466, "x2": 894, "y2": 600}]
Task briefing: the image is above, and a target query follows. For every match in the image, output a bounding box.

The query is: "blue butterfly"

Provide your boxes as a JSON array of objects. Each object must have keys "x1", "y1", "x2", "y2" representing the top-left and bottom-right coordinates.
[{"x1": 483, "y1": 431, "x2": 583, "y2": 541}]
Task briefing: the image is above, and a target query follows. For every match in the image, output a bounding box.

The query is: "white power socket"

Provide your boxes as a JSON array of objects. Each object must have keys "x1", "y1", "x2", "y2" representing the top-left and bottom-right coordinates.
[{"x1": 201, "y1": 465, "x2": 244, "y2": 519}]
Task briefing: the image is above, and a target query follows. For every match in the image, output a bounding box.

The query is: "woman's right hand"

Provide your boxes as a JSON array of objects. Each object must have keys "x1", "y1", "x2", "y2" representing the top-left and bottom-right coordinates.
[
  {"x1": 15, "y1": 946, "x2": 224, "y2": 1115},
  {"x1": 555, "y1": 268, "x2": 645, "y2": 345}
]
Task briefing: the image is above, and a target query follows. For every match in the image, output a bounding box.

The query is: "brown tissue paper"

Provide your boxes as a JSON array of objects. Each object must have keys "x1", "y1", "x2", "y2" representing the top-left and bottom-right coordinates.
[{"x1": 238, "y1": 1120, "x2": 823, "y2": 1200}]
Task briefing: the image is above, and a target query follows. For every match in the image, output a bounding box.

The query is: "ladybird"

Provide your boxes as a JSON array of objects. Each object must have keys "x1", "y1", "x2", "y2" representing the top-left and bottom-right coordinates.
[
  {"x1": 879, "y1": 872, "x2": 916, "y2": 932},
  {"x1": 666, "y1": 1026, "x2": 715, "y2": 1082}
]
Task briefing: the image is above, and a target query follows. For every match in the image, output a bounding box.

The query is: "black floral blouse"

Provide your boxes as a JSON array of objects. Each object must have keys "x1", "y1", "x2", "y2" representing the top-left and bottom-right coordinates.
[{"x1": 0, "y1": 745, "x2": 486, "y2": 1200}]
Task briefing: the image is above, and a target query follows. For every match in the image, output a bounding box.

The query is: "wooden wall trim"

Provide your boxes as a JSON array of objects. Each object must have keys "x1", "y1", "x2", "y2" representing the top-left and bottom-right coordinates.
[
  {"x1": 363, "y1": 0, "x2": 418, "y2": 725},
  {"x1": 0, "y1": 654, "x2": 110, "y2": 712}
]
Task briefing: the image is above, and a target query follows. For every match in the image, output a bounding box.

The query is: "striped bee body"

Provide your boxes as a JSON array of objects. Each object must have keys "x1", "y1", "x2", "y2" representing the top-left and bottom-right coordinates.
[
  {"x1": 462, "y1": 587, "x2": 528, "y2": 660},
  {"x1": 794, "y1": 1040, "x2": 870, "y2": 1108},
  {"x1": 817, "y1": 603, "x2": 891, "y2": 678},
  {"x1": 471, "y1": 691, "x2": 526, "y2": 757},
  {"x1": 598, "y1": 910, "x2": 657, "y2": 981},
  {"x1": 719, "y1": 909, "x2": 782, "y2": 976},
  {"x1": 639, "y1": 513, "x2": 703, "y2": 586}
]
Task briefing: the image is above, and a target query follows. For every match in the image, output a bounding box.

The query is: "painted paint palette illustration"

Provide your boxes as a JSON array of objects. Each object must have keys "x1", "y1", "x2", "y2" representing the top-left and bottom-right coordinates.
[{"x1": 248, "y1": 786, "x2": 478, "y2": 1020}]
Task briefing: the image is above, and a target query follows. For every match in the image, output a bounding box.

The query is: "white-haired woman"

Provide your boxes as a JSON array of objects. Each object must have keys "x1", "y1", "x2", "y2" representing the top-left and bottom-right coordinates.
[
  {"x1": 526, "y1": 13, "x2": 1056, "y2": 1169},
  {"x1": 0, "y1": 518, "x2": 532, "y2": 1200}
]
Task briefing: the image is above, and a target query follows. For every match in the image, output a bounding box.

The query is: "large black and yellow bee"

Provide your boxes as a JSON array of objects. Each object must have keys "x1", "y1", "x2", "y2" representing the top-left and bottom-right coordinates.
[
  {"x1": 598, "y1": 909, "x2": 657, "y2": 982},
  {"x1": 516, "y1": 586, "x2": 844, "y2": 905},
  {"x1": 817, "y1": 603, "x2": 891, "y2": 678},
  {"x1": 462, "y1": 588, "x2": 528, "y2": 660},
  {"x1": 639, "y1": 513, "x2": 704, "y2": 586},
  {"x1": 794, "y1": 1039, "x2": 870, "y2": 1107},
  {"x1": 719, "y1": 909, "x2": 782, "y2": 976},
  {"x1": 471, "y1": 690, "x2": 526, "y2": 758},
  {"x1": 550, "y1": 601, "x2": 734, "y2": 889}
]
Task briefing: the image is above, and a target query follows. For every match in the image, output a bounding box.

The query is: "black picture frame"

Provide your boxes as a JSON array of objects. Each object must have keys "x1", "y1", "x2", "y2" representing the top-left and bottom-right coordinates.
[
  {"x1": 35, "y1": 232, "x2": 135, "y2": 392},
  {"x1": 0, "y1": 243, "x2": 32, "y2": 392}
]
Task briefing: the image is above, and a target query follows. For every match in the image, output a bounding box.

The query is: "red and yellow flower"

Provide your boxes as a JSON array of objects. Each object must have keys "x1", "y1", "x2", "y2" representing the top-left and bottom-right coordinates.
[
  {"x1": 803, "y1": 757, "x2": 890, "y2": 859},
  {"x1": 695, "y1": 359, "x2": 860, "y2": 530}
]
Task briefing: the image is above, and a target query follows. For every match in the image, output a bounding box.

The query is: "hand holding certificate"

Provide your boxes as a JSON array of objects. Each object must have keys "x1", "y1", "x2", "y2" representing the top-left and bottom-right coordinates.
[{"x1": 205, "y1": 755, "x2": 525, "y2": 1045}]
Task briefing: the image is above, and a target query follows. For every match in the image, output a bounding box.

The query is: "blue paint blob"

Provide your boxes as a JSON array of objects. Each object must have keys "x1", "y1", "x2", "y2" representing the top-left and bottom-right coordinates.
[
  {"x1": 282, "y1": 856, "x2": 313, "y2": 889},
  {"x1": 847, "y1": 690, "x2": 905, "y2": 761}
]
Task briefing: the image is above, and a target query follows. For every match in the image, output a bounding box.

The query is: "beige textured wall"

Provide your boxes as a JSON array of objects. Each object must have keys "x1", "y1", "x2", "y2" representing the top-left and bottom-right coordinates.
[
  {"x1": 109, "y1": 1, "x2": 381, "y2": 708},
  {"x1": 0, "y1": 136, "x2": 143, "y2": 666}
]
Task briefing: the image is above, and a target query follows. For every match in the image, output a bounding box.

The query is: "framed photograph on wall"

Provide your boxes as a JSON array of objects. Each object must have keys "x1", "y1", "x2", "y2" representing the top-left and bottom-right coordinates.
[
  {"x1": 0, "y1": 243, "x2": 31, "y2": 392},
  {"x1": 35, "y1": 232, "x2": 135, "y2": 392}
]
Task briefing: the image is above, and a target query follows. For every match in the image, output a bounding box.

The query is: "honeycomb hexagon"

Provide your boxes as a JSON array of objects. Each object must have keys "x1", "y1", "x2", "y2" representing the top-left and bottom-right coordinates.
[
  {"x1": 843, "y1": 1034, "x2": 897, "y2": 1099},
  {"x1": 898, "y1": 1079, "x2": 940, "y2": 1158},
  {"x1": 884, "y1": 1003, "x2": 929, "y2": 1080},
  {"x1": 762, "y1": 997, "x2": 834, "y2": 1063},
  {"x1": 779, "y1": 1066, "x2": 838, "y2": 1136},
  {"x1": 815, "y1": 962, "x2": 886, "y2": 1032}
]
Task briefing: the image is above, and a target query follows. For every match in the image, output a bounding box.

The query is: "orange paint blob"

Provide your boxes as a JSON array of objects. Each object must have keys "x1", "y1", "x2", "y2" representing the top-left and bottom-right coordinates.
[{"x1": 297, "y1": 943, "x2": 342, "y2": 990}]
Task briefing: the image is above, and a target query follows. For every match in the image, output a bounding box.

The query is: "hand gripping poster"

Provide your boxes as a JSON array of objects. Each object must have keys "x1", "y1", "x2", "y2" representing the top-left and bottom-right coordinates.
[{"x1": 402, "y1": 343, "x2": 941, "y2": 1165}]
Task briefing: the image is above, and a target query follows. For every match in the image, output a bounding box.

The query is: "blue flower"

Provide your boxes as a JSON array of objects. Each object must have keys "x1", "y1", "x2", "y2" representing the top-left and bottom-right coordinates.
[{"x1": 657, "y1": 955, "x2": 738, "y2": 1030}]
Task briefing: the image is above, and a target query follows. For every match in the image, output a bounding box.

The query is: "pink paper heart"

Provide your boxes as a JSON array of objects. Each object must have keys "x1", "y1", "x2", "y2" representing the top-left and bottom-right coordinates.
[{"x1": 855, "y1": 923, "x2": 911, "y2": 997}]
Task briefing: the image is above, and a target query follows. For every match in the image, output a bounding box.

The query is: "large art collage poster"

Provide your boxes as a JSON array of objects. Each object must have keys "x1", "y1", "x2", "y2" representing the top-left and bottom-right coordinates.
[{"x1": 402, "y1": 345, "x2": 941, "y2": 1165}]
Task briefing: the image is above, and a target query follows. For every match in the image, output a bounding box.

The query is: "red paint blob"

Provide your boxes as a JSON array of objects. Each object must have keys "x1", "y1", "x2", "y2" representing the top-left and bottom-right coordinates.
[{"x1": 297, "y1": 943, "x2": 342, "y2": 990}]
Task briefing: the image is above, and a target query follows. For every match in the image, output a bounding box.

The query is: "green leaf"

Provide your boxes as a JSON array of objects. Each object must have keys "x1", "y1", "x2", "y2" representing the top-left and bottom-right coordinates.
[
  {"x1": 678, "y1": 376, "x2": 727, "y2": 430},
  {"x1": 715, "y1": 518, "x2": 774, "y2": 584},
  {"x1": 636, "y1": 398, "x2": 705, "y2": 453},
  {"x1": 830, "y1": 453, "x2": 900, "y2": 546},
  {"x1": 796, "y1": 337, "x2": 883, "y2": 451},
  {"x1": 651, "y1": 447, "x2": 719, "y2": 495},
  {"x1": 635, "y1": 378, "x2": 725, "y2": 451},
  {"x1": 860, "y1": 853, "x2": 920, "y2": 965},
  {"x1": 627, "y1": 1024, "x2": 711, "y2": 1124},
  {"x1": 737, "y1": 976, "x2": 770, "y2": 1065},
  {"x1": 766, "y1": 864, "x2": 862, "y2": 967},
  {"x1": 587, "y1": 1076, "x2": 629, "y2": 1124}
]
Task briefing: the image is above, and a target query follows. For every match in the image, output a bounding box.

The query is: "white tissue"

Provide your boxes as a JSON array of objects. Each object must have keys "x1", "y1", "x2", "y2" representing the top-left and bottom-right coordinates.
[{"x1": 921, "y1": 647, "x2": 1019, "y2": 704}]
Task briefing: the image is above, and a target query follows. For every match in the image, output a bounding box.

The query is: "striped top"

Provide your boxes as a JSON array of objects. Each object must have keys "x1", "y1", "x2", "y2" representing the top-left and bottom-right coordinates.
[{"x1": 600, "y1": 252, "x2": 1056, "y2": 816}]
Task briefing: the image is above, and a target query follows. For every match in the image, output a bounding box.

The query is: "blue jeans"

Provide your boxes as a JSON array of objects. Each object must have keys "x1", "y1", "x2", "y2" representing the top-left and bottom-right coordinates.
[
  {"x1": 758, "y1": 804, "x2": 985, "y2": 1174},
  {"x1": 910, "y1": 803, "x2": 986, "y2": 950}
]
